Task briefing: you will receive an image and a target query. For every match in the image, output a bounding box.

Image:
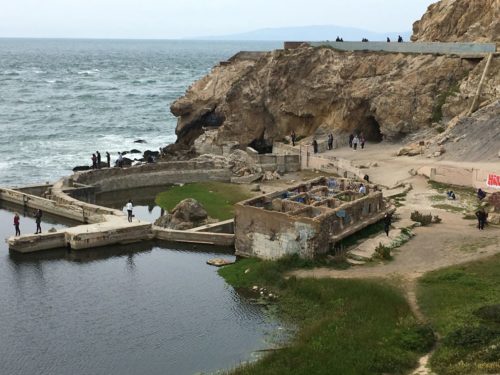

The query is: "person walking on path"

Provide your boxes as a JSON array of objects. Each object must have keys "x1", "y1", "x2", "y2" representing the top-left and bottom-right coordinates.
[
  {"x1": 126, "y1": 200, "x2": 133, "y2": 222},
  {"x1": 360, "y1": 135, "x2": 366, "y2": 149},
  {"x1": 96, "y1": 151, "x2": 101, "y2": 169},
  {"x1": 291, "y1": 131, "x2": 297, "y2": 147},
  {"x1": 91, "y1": 154, "x2": 97, "y2": 169},
  {"x1": 327, "y1": 133, "x2": 333, "y2": 150},
  {"x1": 14, "y1": 213, "x2": 20, "y2": 236},
  {"x1": 475, "y1": 208, "x2": 488, "y2": 230},
  {"x1": 34, "y1": 209, "x2": 42, "y2": 234},
  {"x1": 352, "y1": 135, "x2": 359, "y2": 150},
  {"x1": 348, "y1": 134, "x2": 354, "y2": 148},
  {"x1": 384, "y1": 212, "x2": 392, "y2": 236},
  {"x1": 106, "y1": 152, "x2": 110, "y2": 168}
]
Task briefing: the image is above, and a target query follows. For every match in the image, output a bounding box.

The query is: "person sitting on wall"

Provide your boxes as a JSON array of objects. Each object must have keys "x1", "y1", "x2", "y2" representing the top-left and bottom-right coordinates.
[
  {"x1": 398, "y1": 35, "x2": 403, "y2": 43},
  {"x1": 387, "y1": 37, "x2": 391, "y2": 42},
  {"x1": 447, "y1": 191, "x2": 456, "y2": 200},
  {"x1": 477, "y1": 188, "x2": 487, "y2": 200},
  {"x1": 336, "y1": 36, "x2": 341, "y2": 42},
  {"x1": 358, "y1": 184, "x2": 366, "y2": 195}
]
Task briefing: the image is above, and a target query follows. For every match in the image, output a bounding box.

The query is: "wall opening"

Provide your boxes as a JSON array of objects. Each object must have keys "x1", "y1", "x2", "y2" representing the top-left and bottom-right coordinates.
[
  {"x1": 249, "y1": 138, "x2": 273, "y2": 154},
  {"x1": 358, "y1": 116, "x2": 383, "y2": 142}
]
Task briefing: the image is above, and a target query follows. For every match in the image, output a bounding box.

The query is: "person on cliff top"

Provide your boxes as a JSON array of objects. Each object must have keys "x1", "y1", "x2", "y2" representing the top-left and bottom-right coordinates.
[
  {"x1": 14, "y1": 213, "x2": 20, "y2": 236},
  {"x1": 475, "y1": 208, "x2": 488, "y2": 230},
  {"x1": 312, "y1": 139, "x2": 318, "y2": 154},
  {"x1": 291, "y1": 131, "x2": 297, "y2": 146},
  {"x1": 327, "y1": 133, "x2": 334, "y2": 150},
  {"x1": 106, "y1": 152, "x2": 110, "y2": 168},
  {"x1": 349, "y1": 133, "x2": 354, "y2": 148},
  {"x1": 96, "y1": 151, "x2": 101, "y2": 169},
  {"x1": 34, "y1": 209, "x2": 42, "y2": 234},
  {"x1": 398, "y1": 35, "x2": 403, "y2": 43},
  {"x1": 386, "y1": 37, "x2": 391, "y2": 42},
  {"x1": 352, "y1": 135, "x2": 359, "y2": 150},
  {"x1": 91, "y1": 153, "x2": 97, "y2": 169},
  {"x1": 125, "y1": 200, "x2": 133, "y2": 222},
  {"x1": 384, "y1": 212, "x2": 392, "y2": 236}
]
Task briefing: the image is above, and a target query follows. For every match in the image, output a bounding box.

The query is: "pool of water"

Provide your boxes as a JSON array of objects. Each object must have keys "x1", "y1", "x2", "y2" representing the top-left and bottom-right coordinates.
[{"x1": 0, "y1": 203, "x2": 284, "y2": 375}]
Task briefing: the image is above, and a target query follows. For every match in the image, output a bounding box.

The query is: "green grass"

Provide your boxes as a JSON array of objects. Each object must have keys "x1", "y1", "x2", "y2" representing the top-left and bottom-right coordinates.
[
  {"x1": 432, "y1": 83, "x2": 460, "y2": 123},
  {"x1": 432, "y1": 204, "x2": 466, "y2": 213},
  {"x1": 418, "y1": 254, "x2": 500, "y2": 374},
  {"x1": 220, "y1": 257, "x2": 434, "y2": 375},
  {"x1": 155, "y1": 182, "x2": 252, "y2": 221},
  {"x1": 430, "y1": 194, "x2": 446, "y2": 202}
]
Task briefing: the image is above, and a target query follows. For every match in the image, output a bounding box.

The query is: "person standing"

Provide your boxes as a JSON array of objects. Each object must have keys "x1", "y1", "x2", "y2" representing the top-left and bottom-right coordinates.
[
  {"x1": 96, "y1": 151, "x2": 101, "y2": 169},
  {"x1": 383, "y1": 212, "x2": 392, "y2": 236},
  {"x1": 360, "y1": 135, "x2": 366, "y2": 149},
  {"x1": 14, "y1": 213, "x2": 20, "y2": 236},
  {"x1": 327, "y1": 133, "x2": 333, "y2": 150},
  {"x1": 312, "y1": 139, "x2": 318, "y2": 154},
  {"x1": 348, "y1": 134, "x2": 354, "y2": 148},
  {"x1": 117, "y1": 152, "x2": 123, "y2": 168},
  {"x1": 475, "y1": 209, "x2": 488, "y2": 230},
  {"x1": 126, "y1": 200, "x2": 133, "y2": 222},
  {"x1": 352, "y1": 135, "x2": 359, "y2": 150},
  {"x1": 34, "y1": 209, "x2": 42, "y2": 234},
  {"x1": 91, "y1": 154, "x2": 97, "y2": 169},
  {"x1": 106, "y1": 152, "x2": 111, "y2": 168},
  {"x1": 291, "y1": 131, "x2": 297, "y2": 146}
]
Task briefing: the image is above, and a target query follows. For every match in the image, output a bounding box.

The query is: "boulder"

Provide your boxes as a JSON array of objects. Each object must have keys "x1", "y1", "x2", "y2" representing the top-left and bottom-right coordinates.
[
  {"x1": 73, "y1": 165, "x2": 91, "y2": 172},
  {"x1": 130, "y1": 149, "x2": 142, "y2": 154},
  {"x1": 143, "y1": 150, "x2": 160, "y2": 159},
  {"x1": 154, "y1": 198, "x2": 209, "y2": 230},
  {"x1": 488, "y1": 213, "x2": 500, "y2": 225},
  {"x1": 134, "y1": 139, "x2": 147, "y2": 143}
]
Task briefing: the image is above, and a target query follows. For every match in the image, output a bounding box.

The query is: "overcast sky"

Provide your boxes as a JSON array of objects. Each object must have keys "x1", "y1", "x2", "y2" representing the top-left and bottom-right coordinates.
[{"x1": 0, "y1": 0, "x2": 437, "y2": 39}]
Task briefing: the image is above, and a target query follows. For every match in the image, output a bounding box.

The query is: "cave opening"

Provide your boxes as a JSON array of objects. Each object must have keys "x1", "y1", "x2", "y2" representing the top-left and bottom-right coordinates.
[
  {"x1": 358, "y1": 116, "x2": 383, "y2": 142},
  {"x1": 249, "y1": 138, "x2": 273, "y2": 154}
]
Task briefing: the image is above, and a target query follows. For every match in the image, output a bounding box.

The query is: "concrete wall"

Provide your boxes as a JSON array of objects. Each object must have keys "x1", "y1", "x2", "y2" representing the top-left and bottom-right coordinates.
[
  {"x1": 422, "y1": 165, "x2": 500, "y2": 193},
  {"x1": 15, "y1": 184, "x2": 52, "y2": 197},
  {"x1": 286, "y1": 41, "x2": 496, "y2": 55}
]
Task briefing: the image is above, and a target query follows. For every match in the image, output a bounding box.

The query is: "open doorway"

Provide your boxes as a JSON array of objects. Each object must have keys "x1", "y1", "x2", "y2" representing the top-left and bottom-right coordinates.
[{"x1": 358, "y1": 116, "x2": 383, "y2": 142}]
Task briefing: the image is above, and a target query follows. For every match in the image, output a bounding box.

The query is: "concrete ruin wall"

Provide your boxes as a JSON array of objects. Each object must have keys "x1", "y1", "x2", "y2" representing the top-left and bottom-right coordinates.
[{"x1": 234, "y1": 177, "x2": 387, "y2": 260}]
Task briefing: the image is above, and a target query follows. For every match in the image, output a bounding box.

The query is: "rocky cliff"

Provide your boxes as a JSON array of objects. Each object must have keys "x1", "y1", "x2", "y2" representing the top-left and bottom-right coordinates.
[
  {"x1": 411, "y1": 0, "x2": 500, "y2": 42},
  {"x1": 168, "y1": 0, "x2": 498, "y2": 156}
]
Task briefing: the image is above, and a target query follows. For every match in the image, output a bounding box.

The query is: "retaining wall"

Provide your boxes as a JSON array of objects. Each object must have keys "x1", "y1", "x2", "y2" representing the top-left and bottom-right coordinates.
[{"x1": 286, "y1": 41, "x2": 496, "y2": 55}]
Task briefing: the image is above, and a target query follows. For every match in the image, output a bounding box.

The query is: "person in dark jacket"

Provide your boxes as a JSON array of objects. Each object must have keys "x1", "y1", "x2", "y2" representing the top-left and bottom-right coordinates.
[
  {"x1": 91, "y1": 154, "x2": 97, "y2": 169},
  {"x1": 475, "y1": 209, "x2": 488, "y2": 230},
  {"x1": 383, "y1": 212, "x2": 392, "y2": 236},
  {"x1": 34, "y1": 209, "x2": 42, "y2": 234},
  {"x1": 312, "y1": 139, "x2": 318, "y2": 154},
  {"x1": 348, "y1": 134, "x2": 354, "y2": 148},
  {"x1": 106, "y1": 152, "x2": 111, "y2": 168},
  {"x1": 327, "y1": 133, "x2": 333, "y2": 150},
  {"x1": 96, "y1": 151, "x2": 101, "y2": 169}
]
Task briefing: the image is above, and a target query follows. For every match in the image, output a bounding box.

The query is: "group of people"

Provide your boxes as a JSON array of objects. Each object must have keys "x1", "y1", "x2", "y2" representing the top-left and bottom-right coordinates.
[
  {"x1": 91, "y1": 151, "x2": 111, "y2": 169},
  {"x1": 348, "y1": 133, "x2": 366, "y2": 150},
  {"x1": 335, "y1": 36, "x2": 403, "y2": 43},
  {"x1": 12, "y1": 209, "x2": 42, "y2": 237},
  {"x1": 386, "y1": 35, "x2": 404, "y2": 43}
]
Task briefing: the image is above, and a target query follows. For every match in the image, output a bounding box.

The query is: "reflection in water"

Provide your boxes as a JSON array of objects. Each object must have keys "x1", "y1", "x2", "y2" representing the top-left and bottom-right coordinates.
[{"x1": 0, "y1": 205, "x2": 284, "y2": 375}]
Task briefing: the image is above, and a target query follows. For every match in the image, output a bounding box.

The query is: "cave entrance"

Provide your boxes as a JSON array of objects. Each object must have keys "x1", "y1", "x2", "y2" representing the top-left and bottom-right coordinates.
[
  {"x1": 358, "y1": 116, "x2": 383, "y2": 142},
  {"x1": 249, "y1": 138, "x2": 273, "y2": 154}
]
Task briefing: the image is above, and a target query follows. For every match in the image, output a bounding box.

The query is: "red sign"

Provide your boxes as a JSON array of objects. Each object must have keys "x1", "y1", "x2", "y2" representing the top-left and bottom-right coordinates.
[{"x1": 487, "y1": 173, "x2": 500, "y2": 188}]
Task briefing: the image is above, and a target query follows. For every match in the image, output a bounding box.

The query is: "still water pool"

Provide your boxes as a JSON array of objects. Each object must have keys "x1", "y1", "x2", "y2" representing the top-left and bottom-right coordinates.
[{"x1": 0, "y1": 202, "x2": 282, "y2": 375}]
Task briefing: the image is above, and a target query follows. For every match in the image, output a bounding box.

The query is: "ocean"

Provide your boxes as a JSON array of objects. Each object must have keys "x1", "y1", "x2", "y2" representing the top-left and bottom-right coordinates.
[{"x1": 0, "y1": 39, "x2": 280, "y2": 187}]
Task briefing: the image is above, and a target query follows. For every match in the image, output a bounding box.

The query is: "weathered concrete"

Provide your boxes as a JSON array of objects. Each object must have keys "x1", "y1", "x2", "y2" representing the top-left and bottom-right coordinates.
[
  {"x1": 285, "y1": 41, "x2": 497, "y2": 55},
  {"x1": 154, "y1": 226, "x2": 234, "y2": 246},
  {"x1": 235, "y1": 177, "x2": 389, "y2": 260}
]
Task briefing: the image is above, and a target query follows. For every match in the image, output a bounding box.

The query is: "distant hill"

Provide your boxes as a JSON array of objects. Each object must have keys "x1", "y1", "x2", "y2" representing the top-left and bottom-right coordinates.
[{"x1": 197, "y1": 25, "x2": 411, "y2": 42}]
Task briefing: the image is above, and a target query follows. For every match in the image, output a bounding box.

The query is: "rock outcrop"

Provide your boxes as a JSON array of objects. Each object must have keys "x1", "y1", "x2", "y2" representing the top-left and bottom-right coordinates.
[
  {"x1": 411, "y1": 0, "x2": 500, "y2": 42},
  {"x1": 167, "y1": 0, "x2": 498, "y2": 155},
  {"x1": 154, "y1": 198, "x2": 209, "y2": 230}
]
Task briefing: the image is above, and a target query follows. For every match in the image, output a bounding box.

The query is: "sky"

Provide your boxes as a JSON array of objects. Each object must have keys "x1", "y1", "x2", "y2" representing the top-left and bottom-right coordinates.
[{"x1": 0, "y1": 0, "x2": 438, "y2": 39}]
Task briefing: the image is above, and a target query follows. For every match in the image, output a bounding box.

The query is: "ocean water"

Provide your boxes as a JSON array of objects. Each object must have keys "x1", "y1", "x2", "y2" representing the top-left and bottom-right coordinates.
[{"x1": 0, "y1": 39, "x2": 280, "y2": 187}]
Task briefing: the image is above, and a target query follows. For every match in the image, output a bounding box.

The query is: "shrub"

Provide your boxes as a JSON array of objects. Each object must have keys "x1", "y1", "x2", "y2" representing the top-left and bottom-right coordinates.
[
  {"x1": 444, "y1": 326, "x2": 497, "y2": 348},
  {"x1": 374, "y1": 243, "x2": 391, "y2": 260},
  {"x1": 473, "y1": 304, "x2": 500, "y2": 323},
  {"x1": 432, "y1": 215, "x2": 442, "y2": 224},
  {"x1": 411, "y1": 210, "x2": 433, "y2": 226}
]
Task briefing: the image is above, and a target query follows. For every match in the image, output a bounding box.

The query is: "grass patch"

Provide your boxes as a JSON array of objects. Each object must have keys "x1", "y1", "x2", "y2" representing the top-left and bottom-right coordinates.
[
  {"x1": 432, "y1": 83, "x2": 460, "y2": 123},
  {"x1": 418, "y1": 254, "x2": 500, "y2": 374},
  {"x1": 155, "y1": 182, "x2": 252, "y2": 221},
  {"x1": 430, "y1": 194, "x2": 446, "y2": 202},
  {"x1": 432, "y1": 204, "x2": 466, "y2": 213},
  {"x1": 220, "y1": 256, "x2": 434, "y2": 375}
]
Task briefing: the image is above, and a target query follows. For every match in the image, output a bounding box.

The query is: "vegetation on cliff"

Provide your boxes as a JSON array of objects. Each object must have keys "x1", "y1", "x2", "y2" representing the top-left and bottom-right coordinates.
[{"x1": 219, "y1": 257, "x2": 435, "y2": 375}]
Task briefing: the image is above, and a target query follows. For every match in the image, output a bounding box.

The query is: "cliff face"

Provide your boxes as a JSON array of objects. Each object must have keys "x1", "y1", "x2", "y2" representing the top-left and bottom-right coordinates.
[
  {"x1": 168, "y1": 0, "x2": 498, "y2": 155},
  {"x1": 411, "y1": 0, "x2": 500, "y2": 42}
]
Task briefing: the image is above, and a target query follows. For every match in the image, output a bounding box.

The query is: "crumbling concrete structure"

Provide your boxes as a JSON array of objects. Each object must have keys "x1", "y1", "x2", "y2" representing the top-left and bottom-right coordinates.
[{"x1": 235, "y1": 177, "x2": 391, "y2": 260}]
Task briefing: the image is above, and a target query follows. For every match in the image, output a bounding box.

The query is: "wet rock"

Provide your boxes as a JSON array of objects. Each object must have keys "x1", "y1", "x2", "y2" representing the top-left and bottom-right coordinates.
[
  {"x1": 134, "y1": 139, "x2": 147, "y2": 143},
  {"x1": 73, "y1": 165, "x2": 91, "y2": 172},
  {"x1": 143, "y1": 150, "x2": 160, "y2": 159},
  {"x1": 129, "y1": 149, "x2": 142, "y2": 154}
]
